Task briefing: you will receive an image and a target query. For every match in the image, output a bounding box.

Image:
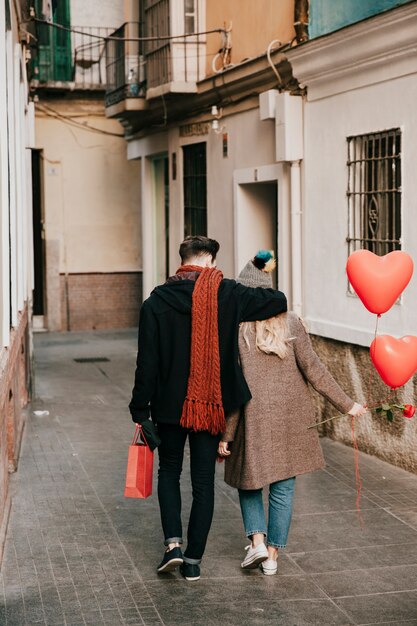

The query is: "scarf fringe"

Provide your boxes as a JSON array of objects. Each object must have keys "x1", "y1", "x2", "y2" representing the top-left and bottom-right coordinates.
[{"x1": 180, "y1": 398, "x2": 226, "y2": 435}]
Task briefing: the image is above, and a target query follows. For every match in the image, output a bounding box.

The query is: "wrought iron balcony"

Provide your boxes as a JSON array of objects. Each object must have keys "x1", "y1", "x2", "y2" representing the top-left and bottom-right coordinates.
[
  {"x1": 144, "y1": 0, "x2": 206, "y2": 98},
  {"x1": 104, "y1": 0, "x2": 207, "y2": 111},
  {"x1": 31, "y1": 24, "x2": 114, "y2": 90},
  {"x1": 105, "y1": 23, "x2": 146, "y2": 108}
]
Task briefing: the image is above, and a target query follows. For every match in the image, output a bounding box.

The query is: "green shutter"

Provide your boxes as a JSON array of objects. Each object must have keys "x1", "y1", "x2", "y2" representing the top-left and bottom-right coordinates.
[{"x1": 35, "y1": 0, "x2": 72, "y2": 82}]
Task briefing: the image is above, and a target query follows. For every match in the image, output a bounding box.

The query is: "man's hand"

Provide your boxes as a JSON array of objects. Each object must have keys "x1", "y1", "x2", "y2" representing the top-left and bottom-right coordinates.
[
  {"x1": 348, "y1": 402, "x2": 367, "y2": 417},
  {"x1": 139, "y1": 420, "x2": 161, "y2": 451},
  {"x1": 218, "y1": 441, "x2": 231, "y2": 457}
]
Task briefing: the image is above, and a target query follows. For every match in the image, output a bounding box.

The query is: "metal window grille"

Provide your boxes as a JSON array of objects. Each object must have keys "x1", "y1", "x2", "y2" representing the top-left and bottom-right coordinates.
[
  {"x1": 183, "y1": 143, "x2": 207, "y2": 237},
  {"x1": 347, "y1": 128, "x2": 402, "y2": 258}
]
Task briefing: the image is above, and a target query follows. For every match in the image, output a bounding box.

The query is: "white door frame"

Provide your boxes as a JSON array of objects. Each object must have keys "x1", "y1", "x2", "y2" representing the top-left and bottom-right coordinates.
[{"x1": 233, "y1": 163, "x2": 292, "y2": 306}]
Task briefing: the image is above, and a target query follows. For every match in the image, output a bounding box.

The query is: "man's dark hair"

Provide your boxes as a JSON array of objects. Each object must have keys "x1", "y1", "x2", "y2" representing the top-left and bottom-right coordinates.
[{"x1": 179, "y1": 236, "x2": 220, "y2": 263}]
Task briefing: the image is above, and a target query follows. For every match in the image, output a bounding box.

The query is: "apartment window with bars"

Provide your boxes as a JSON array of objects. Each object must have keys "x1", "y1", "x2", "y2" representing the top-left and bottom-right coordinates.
[
  {"x1": 183, "y1": 143, "x2": 207, "y2": 237},
  {"x1": 184, "y1": 0, "x2": 196, "y2": 34},
  {"x1": 347, "y1": 128, "x2": 402, "y2": 257}
]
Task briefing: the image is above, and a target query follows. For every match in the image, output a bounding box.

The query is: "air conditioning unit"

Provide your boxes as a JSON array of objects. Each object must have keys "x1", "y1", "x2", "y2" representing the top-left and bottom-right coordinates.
[
  {"x1": 259, "y1": 89, "x2": 278, "y2": 120},
  {"x1": 275, "y1": 93, "x2": 303, "y2": 162}
]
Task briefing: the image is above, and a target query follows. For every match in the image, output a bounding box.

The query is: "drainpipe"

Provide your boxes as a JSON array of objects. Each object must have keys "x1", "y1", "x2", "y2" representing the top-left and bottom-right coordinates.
[
  {"x1": 294, "y1": 0, "x2": 309, "y2": 43},
  {"x1": 290, "y1": 161, "x2": 303, "y2": 317}
]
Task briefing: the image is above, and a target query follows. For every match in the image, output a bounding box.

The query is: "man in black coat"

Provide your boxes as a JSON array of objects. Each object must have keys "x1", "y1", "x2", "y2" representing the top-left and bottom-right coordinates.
[{"x1": 129, "y1": 236, "x2": 287, "y2": 581}]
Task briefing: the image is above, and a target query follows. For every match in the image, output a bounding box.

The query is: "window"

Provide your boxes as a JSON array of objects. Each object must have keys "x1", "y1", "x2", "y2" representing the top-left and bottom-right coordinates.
[
  {"x1": 347, "y1": 129, "x2": 401, "y2": 257},
  {"x1": 184, "y1": 0, "x2": 196, "y2": 34},
  {"x1": 34, "y1": 0, "x2": 72, "y2": 81},
  {"x1": 183, "y1": 143, "x2": 207, "y2": 236}
]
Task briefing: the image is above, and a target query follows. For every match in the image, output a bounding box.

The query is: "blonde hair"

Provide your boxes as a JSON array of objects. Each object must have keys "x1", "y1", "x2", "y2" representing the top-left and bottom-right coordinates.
[{"x1": 241, "y1": 313, "x2": 290, "y2": 359}]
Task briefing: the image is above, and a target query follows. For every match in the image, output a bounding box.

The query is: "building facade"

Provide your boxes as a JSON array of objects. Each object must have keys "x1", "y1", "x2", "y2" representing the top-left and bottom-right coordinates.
[
  {"x1": 106, "y1": 0, "x2": 417, "y2": 471},
  {"x1": 289, "y1": 0, "x2": 417, "y2": 471},
  {"x1": 0, "y1": 0, "x2": 35, "y2": 555},
  {"x1": 105, "y1": 0, "x2": 300, "y2": 298},
  {"x1": 31, "y1": 0, "x2": 141, "y2": 332}
]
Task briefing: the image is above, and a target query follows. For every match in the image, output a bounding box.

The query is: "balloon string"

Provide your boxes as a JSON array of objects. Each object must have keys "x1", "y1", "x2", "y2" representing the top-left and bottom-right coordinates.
[
  {"x1": 366, "y1": 314, "x2": 380, "y2": 408},
  {"x1": 355, "y1": 313, "x2": 380, "y2": 529},
  {"x1": 351, "y1": 415, "x2": 365, "y2": 529}
]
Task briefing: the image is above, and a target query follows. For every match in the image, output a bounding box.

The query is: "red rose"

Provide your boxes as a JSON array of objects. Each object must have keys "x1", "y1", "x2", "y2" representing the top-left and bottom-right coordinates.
[{"x1": 403, "y1": 404, "x2": 416, "y2": 418}]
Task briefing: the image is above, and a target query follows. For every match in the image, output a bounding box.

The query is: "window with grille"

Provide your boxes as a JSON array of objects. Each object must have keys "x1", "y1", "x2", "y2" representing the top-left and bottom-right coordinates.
[
  {"x1": 183, "y1": 142, "x2": 207, "y2": 237},
  {"x1": 347, "y1": 129, "x2": 402, "y2": 257}
]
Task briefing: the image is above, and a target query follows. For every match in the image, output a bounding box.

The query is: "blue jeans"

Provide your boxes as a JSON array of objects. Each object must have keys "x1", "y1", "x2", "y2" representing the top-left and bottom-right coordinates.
[{"x1": 238, "y1": 477, "x2": 296, "y2": 548}]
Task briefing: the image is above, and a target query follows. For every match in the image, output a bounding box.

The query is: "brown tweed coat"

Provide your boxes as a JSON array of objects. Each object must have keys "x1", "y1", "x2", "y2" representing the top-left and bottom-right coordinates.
[{"x1": 223, "y1": 312, "x2": 354, "y2": 490}]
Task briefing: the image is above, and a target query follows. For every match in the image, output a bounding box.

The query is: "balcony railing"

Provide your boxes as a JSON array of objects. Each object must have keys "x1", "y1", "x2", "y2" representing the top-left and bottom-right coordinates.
[
  {"x1": 143, "y1": 0, "x2": 205, "y2": 96},
  {"x1": 104, "y1": 4, "x2": 207, "y2": 108},
  {"x1": 105, "y1": 23, "x2": 146, "y2": 108},
  {"x1": 32, "y1": 24, "x2": 114, "y2": 89}
]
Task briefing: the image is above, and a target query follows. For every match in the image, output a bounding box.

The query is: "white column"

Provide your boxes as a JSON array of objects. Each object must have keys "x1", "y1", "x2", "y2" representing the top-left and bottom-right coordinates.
[
  {"x1": 26, "y1": 102, "x2": 36, "y2": 299},
  {"x1": 0, "y1": 2, "x2": 10, "y2": 346},
  {"x1": 277, "y1": 162, "x2": 292, "y2": 304},
  {"x1": 141, "y1": 157, "x2": 154, "y2": 299},
  {"x1": 290, "y1": 160, "x2": 303, "y2": 317},
  {"x1": 15, "y1": 47, "x2": 25, "y2": 314},
  {"x1": 7, "y1": 31, "x2": 18, "y2": 328}
]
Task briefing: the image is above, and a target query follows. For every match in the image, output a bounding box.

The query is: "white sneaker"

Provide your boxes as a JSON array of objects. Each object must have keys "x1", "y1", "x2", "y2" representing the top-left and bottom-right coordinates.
[
  {"x1": 241, "y1": 543, "x2": 268, "y2": 569},
  {"x1": 261, "y1": 558, "x2": 278, "y2": 575}
]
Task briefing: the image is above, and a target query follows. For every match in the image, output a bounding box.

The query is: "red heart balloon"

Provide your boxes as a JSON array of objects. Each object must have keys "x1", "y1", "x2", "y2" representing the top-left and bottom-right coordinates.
[
  {"x1": 370, "y1": 335, "x2": 417, "y2": 389},
  {"x1": 346, "y1": 250, "x2": 413, "y2": 314}
]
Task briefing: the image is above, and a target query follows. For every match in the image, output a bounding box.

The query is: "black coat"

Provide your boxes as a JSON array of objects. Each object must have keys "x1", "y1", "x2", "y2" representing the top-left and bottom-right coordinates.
[{"x1": 129, "y1": 276, "x2": 287, "y2": 425}]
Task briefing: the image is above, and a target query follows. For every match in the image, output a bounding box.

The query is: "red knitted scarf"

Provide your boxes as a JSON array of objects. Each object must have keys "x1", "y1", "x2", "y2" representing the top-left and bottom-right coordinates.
[{"x1": 176, "y1": 264, "x2": 225, "y2": 435}]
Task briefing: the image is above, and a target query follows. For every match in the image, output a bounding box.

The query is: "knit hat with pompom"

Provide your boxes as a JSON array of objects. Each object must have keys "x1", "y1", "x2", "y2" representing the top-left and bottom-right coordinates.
[{"x1": 237, "y1": 250, "x2": 276, "y2": 289}]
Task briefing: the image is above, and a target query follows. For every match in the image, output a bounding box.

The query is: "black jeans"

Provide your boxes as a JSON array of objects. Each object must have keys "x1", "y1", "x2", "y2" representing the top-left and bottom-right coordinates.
[{"x1": 157, "y1": 423, "x2": 220, "y2": 563}]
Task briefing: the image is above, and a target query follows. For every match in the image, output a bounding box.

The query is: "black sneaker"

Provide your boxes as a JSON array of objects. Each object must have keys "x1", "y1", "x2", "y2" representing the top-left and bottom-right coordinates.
[
  {"x1": 180, "y1": 562, "x2": 200, "y2": 581},
  {"x1": 157, "y1": 546, "x2": 183, "y2": 573}
]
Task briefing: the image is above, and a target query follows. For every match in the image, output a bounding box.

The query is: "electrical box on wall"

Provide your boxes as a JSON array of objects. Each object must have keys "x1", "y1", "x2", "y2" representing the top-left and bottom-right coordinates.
[
  {"x1": 259, "y1": 89, "x2": 278, "y2": 120},
  {"x1": 275, "y1": 93, "x2": 303, "y2": 162}
]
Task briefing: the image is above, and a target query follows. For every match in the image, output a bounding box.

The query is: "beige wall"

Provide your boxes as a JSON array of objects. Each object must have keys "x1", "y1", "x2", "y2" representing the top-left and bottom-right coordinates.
[
  {"x1": 206, "y1": 0, "x2": 295, "y2": 76},
  {"x1": 35, "y1": 98, "x2": 141, "y2": 275}
]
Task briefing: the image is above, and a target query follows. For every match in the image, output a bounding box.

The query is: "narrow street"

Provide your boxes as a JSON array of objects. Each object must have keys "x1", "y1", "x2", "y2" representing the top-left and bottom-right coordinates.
[{"x1": 1, "y1": 330, "x2": 417, "y2": 625}]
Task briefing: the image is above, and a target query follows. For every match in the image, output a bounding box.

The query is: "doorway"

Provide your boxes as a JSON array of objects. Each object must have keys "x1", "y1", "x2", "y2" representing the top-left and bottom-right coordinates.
[
  {"x1": 236, "y1": 181, "x2": 278, "y2": 287},
  {"x1": 31, "y1": 149, "x2": 45, "y2": 324},
  {"x1": 151, "y1": 155, "x2": 169, "y2": 284}
]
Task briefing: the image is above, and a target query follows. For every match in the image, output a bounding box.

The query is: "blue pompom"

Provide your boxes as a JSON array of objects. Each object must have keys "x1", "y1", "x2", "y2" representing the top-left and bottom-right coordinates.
[
  {"x1": 253, "y1": 250, "x2": 273, "y2": 270},
  {"x1": 256, "y1": 250, "x2": 273, "y2": 262}
]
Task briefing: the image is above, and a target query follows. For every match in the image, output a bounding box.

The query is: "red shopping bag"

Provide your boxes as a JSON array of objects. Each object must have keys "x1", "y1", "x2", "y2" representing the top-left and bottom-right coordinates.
[{"x1": 124, "y1": 425, "x2": 154, "y2": 498}]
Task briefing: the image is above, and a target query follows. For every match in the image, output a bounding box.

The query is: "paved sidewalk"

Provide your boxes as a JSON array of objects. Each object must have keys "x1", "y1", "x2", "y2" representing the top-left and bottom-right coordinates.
[{"x1": 1, "y1": 331, "x2": 417, "y2": 626}]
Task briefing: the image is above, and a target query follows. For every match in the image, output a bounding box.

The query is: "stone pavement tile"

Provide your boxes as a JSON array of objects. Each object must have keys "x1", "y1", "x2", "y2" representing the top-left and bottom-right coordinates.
[
  {"x1": 203, "y1": 518, "x2": 252, "y2": 556},
  {"x1": 288, "y1": 507, "x2": 417, "y2": 552},
  {"x1": 146, "y1": 575, "x2": 325, "y2": 607},
  {"x1": 136, "y1": 605, "x2": 164, "y2": 625},
  {"x1": 293, "y1": 491, "x2": 378, "y2": 515},
  {"x1": 291, "y1": 542, "x2": 417, "y2": 574},
  {"x1": 335, "y1": 590, "x2": 417, "y2": 623},
  {"x1": 119, "y1": 606, "x2": 148, "y2": 624},
  {"x1": 157, "y1": 598, "x2": 354, "y2": 626},
  {"x1": 23, "y1": 604, "x2": 45, "y2": 625},
  {"x1": 312, "y1": 563, "x2": 417, "y2": 597},
  {"x1": 368, "y1": 622, "x2": 417, "y2": 626},
  {"x1": 385, "y1": 508, "x2": 417, "y2": 530},
  {"x1": 2, "y1": 597, "x2": 26, "y2": 626},
  {"x1": 82, "y1": 611, "x2": 106, "y2": 626}
]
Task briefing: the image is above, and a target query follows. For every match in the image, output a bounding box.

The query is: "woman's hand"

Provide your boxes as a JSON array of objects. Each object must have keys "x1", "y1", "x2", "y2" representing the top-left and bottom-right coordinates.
[
  {"x1": 218, "y1": 441, "x2": 231, "y2": 457},
  {"x1": 348, "y1": 402, "x2": 367, "y2": 417}
]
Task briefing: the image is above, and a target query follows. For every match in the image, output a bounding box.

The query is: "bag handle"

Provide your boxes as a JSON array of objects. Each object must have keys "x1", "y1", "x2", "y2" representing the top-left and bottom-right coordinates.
[{"x1": 131, "y1": 424, "x2": 149, "y2": 447}]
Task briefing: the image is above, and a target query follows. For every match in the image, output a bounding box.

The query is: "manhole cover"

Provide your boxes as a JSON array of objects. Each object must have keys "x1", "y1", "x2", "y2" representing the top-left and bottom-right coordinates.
[{"x1": 74, "y1": 357, "x2": 110, "y2": 363}]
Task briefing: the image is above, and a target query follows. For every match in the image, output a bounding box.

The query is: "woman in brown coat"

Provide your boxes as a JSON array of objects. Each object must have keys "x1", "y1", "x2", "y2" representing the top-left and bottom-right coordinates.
[{"x1": 218, "y1": 251, "x2": 366, "y2": 575}]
